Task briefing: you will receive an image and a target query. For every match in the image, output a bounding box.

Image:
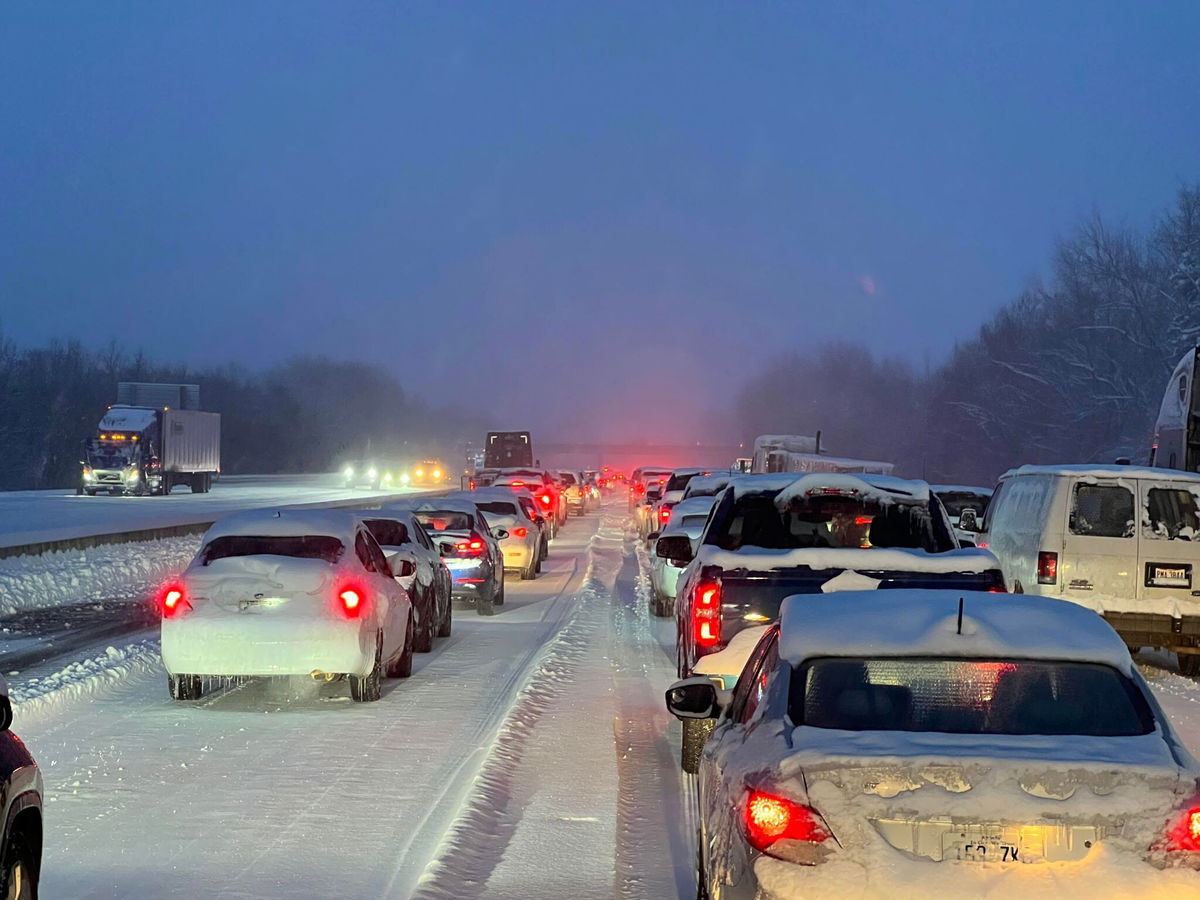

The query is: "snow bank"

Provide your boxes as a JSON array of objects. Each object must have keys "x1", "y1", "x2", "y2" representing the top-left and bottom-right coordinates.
[
  {"x1": 10, "y1": 638, "x2": 161, "y2": 723},
  {"x1": 0, "y1": 534, "x2": 201, "y2": 617}
]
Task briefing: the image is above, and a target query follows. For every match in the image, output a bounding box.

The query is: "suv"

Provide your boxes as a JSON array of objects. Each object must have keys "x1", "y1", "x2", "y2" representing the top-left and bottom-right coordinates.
[
  {"x1": 0, "y1": 677, "x2": 42, "y2": 898},
  {"x1": 978, "y1": 464, "x2": 1200, "y2": 672}
]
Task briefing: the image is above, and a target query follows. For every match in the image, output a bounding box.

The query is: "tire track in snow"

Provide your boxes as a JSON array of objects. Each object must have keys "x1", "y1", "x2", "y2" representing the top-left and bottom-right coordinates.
[
  {"x1": 410, "y1": 514, "x2": 627, "y2": 900},
  {"x1": 611, "y1": 526, "x2": 698, "y2": 900}
]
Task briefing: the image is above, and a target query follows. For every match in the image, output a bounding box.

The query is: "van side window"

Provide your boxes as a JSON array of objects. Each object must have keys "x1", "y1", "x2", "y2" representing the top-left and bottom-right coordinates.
[
  {"x1": 1145, "y1": 488, "x2": 1200, "y2": 541},
  {"x1": 1070, "y1": 485, "x2": 1134, "y2": 538}
]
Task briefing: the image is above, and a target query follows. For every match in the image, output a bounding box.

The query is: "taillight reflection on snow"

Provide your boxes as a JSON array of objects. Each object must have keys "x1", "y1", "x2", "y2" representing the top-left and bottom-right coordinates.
[
  {"x1": 745, "y1": 789, "x2": 829, "y2": 856},
  {"x1": 160, "y1": 584, "x2": 189, "y2": 618}
]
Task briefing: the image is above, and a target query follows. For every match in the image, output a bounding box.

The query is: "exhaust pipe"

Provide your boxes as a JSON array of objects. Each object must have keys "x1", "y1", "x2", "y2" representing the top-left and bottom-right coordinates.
[{"x1": 309, "y1": 670, "x2": 338, "y2": 682}]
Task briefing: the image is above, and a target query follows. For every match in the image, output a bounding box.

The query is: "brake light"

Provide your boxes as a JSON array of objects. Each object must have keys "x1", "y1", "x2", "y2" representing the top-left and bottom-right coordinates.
[
  {"x1": 455, "y1": 535, "x2": 486, "y2": 557},
  {"x1": 160, "y1": 584, "x2": 189, "y2": 618},
  {"x1": 744, "y1": 790, "x2": 829, "y2": 853},
  {"x1": 339, "y1": 587, "x2": 365, "y2": 618},
  {"x1": 510, "y1": 480, "x2": 525, "y2": 486},
  {"x1": 1160, "y1": 804, "x2": 1200, "y2": 852},
  {"x1": 1037, "y1": 551, "x2": 1058, "y2": 585},
  {"x1": 660, "y1": 506, "x2": 673, "y2": 522},
  {"x1": 693, "y1": 580, "x2": 722, "y2": 649},
  {"x1": 540, "y1": 493, "x2": 552, "y2": 506},
  {"x1": 512, "y1": 527, "x2": 528, "y2": 538}
]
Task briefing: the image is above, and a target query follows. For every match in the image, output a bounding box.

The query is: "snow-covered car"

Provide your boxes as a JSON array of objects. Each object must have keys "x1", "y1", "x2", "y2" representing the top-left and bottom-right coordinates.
[
  {"x1": 654, "y1": 468, "x2": 714, "y2": 531},
  {"x1": 930, "y1": 483, "x2": 993, "y2": 544},
  {"x1": 160, "y1": 509, "x2": 415, "y2": 702},
  {"x1": 979, "y1": 465, "x2": 1200, "y2": 674},
  {"x1": 682, "y1": 473, "x2": 736, "y2": 501},
  {"x1": 668, "y1": 590, "x2": 1200, "y2": 899},
  {"x1": 494, "y1": 471, "x2": 565, "y2": 535},
  {"x1": 648, "y1": 495, "x2": 717, "y2": 617},
  {"x1": 466, "y1": 491, "x2": 545, "y2": 580},
  {"x1": 361, "y1": 511, "x2": 453, "y2": 651},
  {"x1": 401, "y1": 498, "x2": 507, "y2": 616},
  {"x1": 556, "y1": 470, "x2": 591, "y2": 516},
  {"x1": 0, "y1": 676, "x2": 42, "y2": 898}
]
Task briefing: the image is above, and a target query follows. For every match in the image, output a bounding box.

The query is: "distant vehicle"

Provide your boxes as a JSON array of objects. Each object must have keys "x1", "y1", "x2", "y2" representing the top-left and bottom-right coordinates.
[
  {"x1": 342, "y1": 460, "x2": 404, "y2": 490},
  {"x1": 396, "y1": 498, "x2": 507, "y2": 616},
  {"x1": 978, "y1": 464, "x2": 1200, "y2": 674},
  {"x1": 80, "y1": 382, "x2": 220, "y2": 496},
  {"x1": 931, "y1": 484, "x2": 994, "y2": 543},
  {"x1": 160, "y1": 509, "x2": 415, "y2": 702},
  {"x1": 668, "y1": 590, "x2": 1200, "y2": 896},
  {"x1": 495, "y1": 469, "x2": 566, "y2": 532},
  {"x1": 408, "y1": 460, "x2": 447, "y2": 487},
  {"x1": 484, "y1": 431, "x2": 533, "y2": 469},
  {"x1": 465, "y1": 491, "x2": 546, "y2": 581},
  {"x1": 655, "y1": 468, "x2": 714, "y2": 530},
  {"x1": 1150, "y1": 346, "x2": 1200, "y2": 472},
  {"x1": 361, "y1": 511, "x2": 453, "y2": 651},
  {"x1": 659, "y1": 472, "x2": 1005, "y2": 770},
  {"x1": 0, "y1": 675, "x2": 41, "y2": 898},
  {"x1": 751, "y1": 434, "x2": 819, "y2": 473},
  {"x1": 647, "y1": 495, "x2": 717, "y2": 617},
  {"x1": 556, "y1": 470, "x2": 591, "y2": 516},
  {"x1": 751, "y1": 434, "x2": 893, "y2": 477},
  {"x1": 628, "y1": 467, "x2": 672, "y2": 512}
]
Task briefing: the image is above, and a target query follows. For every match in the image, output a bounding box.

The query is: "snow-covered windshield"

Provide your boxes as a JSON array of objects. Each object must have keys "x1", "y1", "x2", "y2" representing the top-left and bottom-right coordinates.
[
  {"x1": 717, "y1": 495, "x2": 937, "y2": 551},
  {"x1": 475, "y1": 501, "x2": 518, "y2": 518},
  {"x1": 414, "y1": 511, "x2": 473, "y2": 532},
  {"x1": 791, "y1": 657, "x2": 1154, "y2": 737},
  {"x1": 363, "y1": 520, "x2": 410, "y2": 547},
  {"x1": 87, "y1": 442, "x2": 137, "y2": 468},
  {"x1": 200, "y1": 535, "x2": 344, "y2": 565}
]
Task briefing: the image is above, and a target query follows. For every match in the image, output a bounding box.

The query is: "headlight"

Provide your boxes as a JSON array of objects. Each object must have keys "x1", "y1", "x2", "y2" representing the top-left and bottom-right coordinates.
[
  {"x1": 367, "y1": 468, "x2": 378, "y2": 479},
  {"x1": 415, "y1": 469, "x2": 424, "y2": 478},
  {"x1": 383, "y1": 472, "x2": 393, "y2": 482},
  {"x1": 125, "y1": 469, "x2": 139, "y2": 482},
  {"x1": 400, "y1": 473, "x2": 410, "y2": 485},
  {"x1": 344, "y1": 467, "x2": 354, "y2": 478},
  {"x1": 433, "y1": 469, "x2": 442, "y2": 479},
  {"x1": 83, "y1": 467, "x2": 95, "y2": 481}
]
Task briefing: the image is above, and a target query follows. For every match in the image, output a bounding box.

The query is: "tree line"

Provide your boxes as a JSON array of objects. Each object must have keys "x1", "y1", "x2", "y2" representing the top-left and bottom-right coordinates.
[
  {"x1": 0, "y1": 344, "x2": 483, "y2": 490},
  {"x1": 735, "y1": 185, "x2": 1200, "y2": 486}
]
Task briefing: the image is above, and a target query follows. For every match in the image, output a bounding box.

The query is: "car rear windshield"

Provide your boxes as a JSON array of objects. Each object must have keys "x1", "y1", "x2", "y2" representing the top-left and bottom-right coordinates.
[
  {"x1": 790, "y1": 657, "x2": 1154, "y2": 737},
  {"x1": 414, "y1": 511, "x2": 473, "y2": 532},
  {"x1": 558, "y1": 473, "x2": 577, "y2": 485},
  {"x1": 718, "y1": 494, "x2": 940, "y2": 551},
  {"x1": 364, "y1": 520, "x2": 410, "y2": 547},
  {"x1": 200, "y1": 535, "x2": 344, "y2": 565},
  {"x1": 937, "y1": 492, "x2": 990, "y2": 518},
  {"x1": 665, "y1": 472, "x2": 701, "y2": 492},
  {"x1": 476, "y1": 501, "x2": 518, "y2": 518}
]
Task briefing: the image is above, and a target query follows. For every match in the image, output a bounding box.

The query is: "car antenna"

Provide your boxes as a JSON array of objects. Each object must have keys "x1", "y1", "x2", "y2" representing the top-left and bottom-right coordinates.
[{"x1": 957, "y1": 597, "x2": 964, "y2": 635}]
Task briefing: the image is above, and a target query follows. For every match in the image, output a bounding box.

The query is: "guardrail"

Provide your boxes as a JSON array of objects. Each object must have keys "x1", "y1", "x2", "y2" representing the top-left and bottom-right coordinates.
[{"x1": 0, "y1": 490, "x2": 446, "y2": 560}]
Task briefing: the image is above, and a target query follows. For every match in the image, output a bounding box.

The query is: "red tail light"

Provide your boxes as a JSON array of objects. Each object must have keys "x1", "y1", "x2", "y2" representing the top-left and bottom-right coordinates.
[
  {"x1": 454, "y1": 534, "x2": 487, "y2": 557},
  {"x1": 512, "y1": 527, "x2": 528, "y2": 538},
  {"x1": 660, "y1": 505, "x2": 672, "y2": 522},
  {"x1": 693, "y1": 580, "x2": 722, "y2": 650},
  {"x1": 1037, "y1": 551, "x2": 1058, "y2": 585},
  {"x1": 160, "y1": 583, "x2": 189, "y2": 618},
  {"x1": 339, "y1": 587, "x2": 365, "y2": 618},
  {"x1": 510, "y1": 480, "x2": 525, "y2": 486},
  {"x1": 1159, "y1": 805, "x2": 1200, "y2": 853},
  {"x1": 744, "y1": 789, "x2": 829, "y2": 853},
  {"x1": 540, "y1": 493, "x2": 552, "y2": 506}
]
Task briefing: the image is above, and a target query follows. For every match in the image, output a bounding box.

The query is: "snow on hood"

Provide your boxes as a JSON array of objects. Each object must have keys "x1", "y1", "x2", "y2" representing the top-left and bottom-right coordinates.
[
  {"x1": 659, "y1": 497, "x2": 717, "y2": 536},
  {"x1": 697, "y1": 545, "x2": 1000, "y2": 576},
  {"x1": 773, "y1": 473, "x2": 930, "y2": 508},
  {"x1": 777, "y1": 590, "x2": 1135, "y2": 673},
  {"x1": 681, "y1": 474, "x2": 734, "y2": 498}
]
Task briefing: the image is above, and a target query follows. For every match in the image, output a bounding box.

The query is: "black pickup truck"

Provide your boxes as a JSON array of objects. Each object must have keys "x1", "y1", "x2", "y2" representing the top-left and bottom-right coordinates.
[{"x1": 656, "y1": 472, "x2": 1006, "y2": 770}]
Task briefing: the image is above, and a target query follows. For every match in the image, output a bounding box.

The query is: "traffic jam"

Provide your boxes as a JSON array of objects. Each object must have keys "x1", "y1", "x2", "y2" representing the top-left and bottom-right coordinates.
[{"x1": 2, "y1": 404, "x2": 1200, "y2": 898}]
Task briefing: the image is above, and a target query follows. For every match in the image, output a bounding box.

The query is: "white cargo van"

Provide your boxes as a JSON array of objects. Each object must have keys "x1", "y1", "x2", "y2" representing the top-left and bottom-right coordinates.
[{"x1": 979, "y1": 464, "x2": 1200, "y2": 672}]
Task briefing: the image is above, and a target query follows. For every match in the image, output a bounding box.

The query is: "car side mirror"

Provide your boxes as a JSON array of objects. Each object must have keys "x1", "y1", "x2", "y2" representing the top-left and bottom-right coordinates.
[
  {"x1": 655, "y1": 534, "x2": 693, "y2": 564},
  {"x1": 439, "y1": 542, "x2": 456, "y2": 556},
  {"x1": 395, "y1": 559, "x2": 416, "y2": 578},
  {"x1": 535, "y1": 516, "x2": 546, "y2": 526},
  {"x1": 958, "y1": 508, "x2": 979, "y2": 532},
  {"x1": 493, "y1": 528, "x2": 509, "y2": 540},
  {"x1": 665, "y1": 676, "x2": 721, "y2": 720}
]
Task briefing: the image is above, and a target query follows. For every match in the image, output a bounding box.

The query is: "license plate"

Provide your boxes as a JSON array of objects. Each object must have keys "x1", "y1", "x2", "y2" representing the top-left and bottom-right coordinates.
[
  {"x1": 1147, "y1": 563, "x2": 1192, "y2": 588},
  {"x1": 949, "y1": 837, "x2": 1021, "y2": 863}
]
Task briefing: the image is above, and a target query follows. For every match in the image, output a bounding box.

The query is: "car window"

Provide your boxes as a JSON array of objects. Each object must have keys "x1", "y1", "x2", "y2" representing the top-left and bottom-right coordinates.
[
  {"x1": 201, "y1": 535, "x2": 343, "y2": 565},
  {"x1": 363, "y1": 531, "x2": 391, "y2": 574},
  {"x1": 728, "y1": 626, "x2": 780, "y2": 724},
  {"x1": 791, "y1": 657, "x2": 1154, "y2": 736},
  {"x1": 718, "y1": 494, "x2": 939, "y2": 551},
  {"x1": 1144, "y1": 487, "x2": 1200, "y2": 541},
  {"x1": 1070, "y1": 483, "x2": 1134, "y2": 538},
  {"x1": 476, "y1": 501, "x2": 518, "y2": 518},
  {"x1": 364, "y1": 519, "x2": 408, "y2": 547},
  {"x1": 415, "y1": 511, "x2": 473, "y2": 532},
  {"x1": 355, "y1": 532, "x2": 377, "y2": 572}
]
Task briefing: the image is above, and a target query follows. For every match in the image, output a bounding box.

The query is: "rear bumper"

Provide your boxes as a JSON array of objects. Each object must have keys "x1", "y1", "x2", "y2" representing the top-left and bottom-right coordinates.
[
  {"x1": 162, "y1": 616, "x2": 375, "y2": 677},
  {"x1": 445, "y1": 558, "x2": 493, "y2": 593},
  {"x1": 1103, "y1": 611, "x2": 1200, "y2": 650},
  {"x1": 500, "y1": 543, "x2": 533, "y2": 569}
]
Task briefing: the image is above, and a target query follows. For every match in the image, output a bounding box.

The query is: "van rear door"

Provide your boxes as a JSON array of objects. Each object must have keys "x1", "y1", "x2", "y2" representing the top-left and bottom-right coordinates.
[
  {"x1": 1137, "y1": 478, "x2": 1200, "y2": 613},
  {"x1": 1060, "y1": 478, "x2": 1138, "y2": 604}
]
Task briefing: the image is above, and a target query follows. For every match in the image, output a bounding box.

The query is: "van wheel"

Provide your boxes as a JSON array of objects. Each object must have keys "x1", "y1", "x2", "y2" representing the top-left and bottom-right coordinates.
[
  {"x1": 1178, "y1": 653, "x2": 1200, "y2": 677},
  {"x1": 681, "y1": 717, "x2": 715, "y2": 775},
  {"x1": 169, "y1": 674, "x2": 202, "y2": 701},
  {"x1": 1, "y1": 827, "x2": 38, "y2": 900}
]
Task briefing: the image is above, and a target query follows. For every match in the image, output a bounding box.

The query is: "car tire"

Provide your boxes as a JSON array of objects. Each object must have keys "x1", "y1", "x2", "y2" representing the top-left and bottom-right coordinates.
[
  {"x1": 650, "y1": 591, "x2": 673, "y2": 618},
  {"x1": 386, "y1": 617, "x2": 414, "y2": 678},
  {"x1": 695, "y1": 828, "x2": 711, "y2": 900},
  {"x1": 437, "y1": 592, "x2": 452, "y2": 638},
  {"x1": 352, "y1": 632, "x2": 385, "y2": 700},
  {"x1": 1179, "y1": 653, "x2": 1200, "y2": 677},
  {"x1": 520, "y1": 556, "x2": 536, "y2": 580},
  {"x1": 1, "y1": 827, "x2": 38, "y2": 900},
  {"x1": 493, "y1": 578, "x2": 505, "y2": 606},
  {"x1": 681, "y1": 717, "x2": 715, "y2": 775},
  {"x1": 477, "y1": 591, "x2": 496, "y2": 616},
  {"x1": 414, "y1": 592, "x2": 435, "y2": 653},
  {"x1": 168, "y1": 674, "x2": 202, "y2": 701}
]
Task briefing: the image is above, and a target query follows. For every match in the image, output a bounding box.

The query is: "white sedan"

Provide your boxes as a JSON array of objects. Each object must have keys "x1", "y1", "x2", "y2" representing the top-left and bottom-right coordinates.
[
  {"x1": 648, "y1": 495, "x2": 716, "y2": 617},
  {"x1": 160, "y1": 509, "x2": 414, "y2": 703},
  {"x1": 460, "y1": 490, "x2": 545, "y2": 580},
  {"x1": 668, "y1": 590, "x2": 1200, "y2": 898}
]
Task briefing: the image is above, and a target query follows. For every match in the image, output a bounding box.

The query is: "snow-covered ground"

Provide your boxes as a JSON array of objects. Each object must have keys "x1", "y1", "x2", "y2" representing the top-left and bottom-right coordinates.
[
  {"x1": 0, "y1": 474, "x2": 437, "y2": 548},
  {"x1": 10, "y1": 501, "x2": 1200, "y2": 898}
]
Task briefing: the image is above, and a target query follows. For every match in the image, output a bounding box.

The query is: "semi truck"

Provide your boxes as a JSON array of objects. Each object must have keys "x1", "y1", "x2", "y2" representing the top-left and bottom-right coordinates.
[
  {"x1": 1149, "y1": 346, "x2": 1200, "y2": 472},
  {"x1": 80, "y1": 383, "x2": 220, "y2": 496},
  {"x1": 484, "y1": 431, "x2": 534, "y2": 468}
]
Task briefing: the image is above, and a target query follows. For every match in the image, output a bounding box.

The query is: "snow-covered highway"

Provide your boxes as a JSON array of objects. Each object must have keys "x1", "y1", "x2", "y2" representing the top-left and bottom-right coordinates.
[
  {"x1": 0, "y1": 474, "x2": 439, "y2": 549},
  {"x1": 13, "y1": 504, "x2": 694, "y2": 899}
]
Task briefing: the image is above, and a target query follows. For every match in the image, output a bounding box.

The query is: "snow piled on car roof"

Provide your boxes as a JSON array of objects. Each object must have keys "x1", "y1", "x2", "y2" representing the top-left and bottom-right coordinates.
[
  {"x1": 202, "y1": 508, "x2": 361, "y2": 545},
  {"x1": 1002, "y1": 463, "x2": 1200, "y2": 483},
  {"x1": 773, "y1": 473, "x2": 931, "y2": 507},
  {"x1": 699, "y1": 546, "x2": 999, "y2": 575},
  {"x1": 777, "y1": 590, "x2": 1133, "y2": 672}
]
